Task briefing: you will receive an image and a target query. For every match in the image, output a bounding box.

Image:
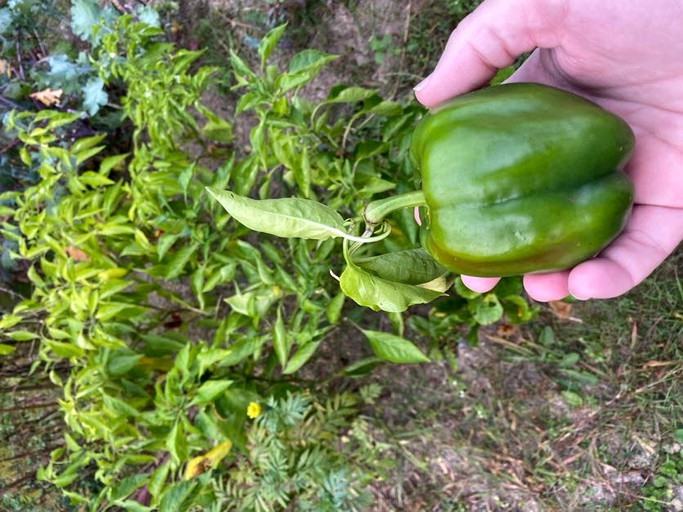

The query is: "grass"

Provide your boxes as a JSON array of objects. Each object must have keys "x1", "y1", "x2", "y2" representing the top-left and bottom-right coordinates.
[{"x1": 364, "y1": 247, "x2": 683, "y2": 510}]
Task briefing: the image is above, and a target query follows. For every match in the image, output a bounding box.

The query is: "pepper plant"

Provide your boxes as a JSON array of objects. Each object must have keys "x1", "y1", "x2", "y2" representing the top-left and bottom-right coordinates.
[{"x1": 0, "y1": 5, "x2": 533, "y2": 509}]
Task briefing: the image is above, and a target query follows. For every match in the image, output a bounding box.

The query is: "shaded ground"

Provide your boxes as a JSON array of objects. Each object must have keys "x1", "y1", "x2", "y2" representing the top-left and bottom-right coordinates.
[{"x1": 365, "y1": 248, "x2": 683, "y2": 511}]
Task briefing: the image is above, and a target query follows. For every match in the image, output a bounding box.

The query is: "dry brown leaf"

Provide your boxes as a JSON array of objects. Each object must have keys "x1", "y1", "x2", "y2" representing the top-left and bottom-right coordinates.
[
  {"x1": 548, "y1": 300, "x2": 573, "y2": 320},
  {"x1": 30, "y1": 88, "x2": 63, "y2": 106},
  {"x1": 496, "y1": 322, "x2": 518, "y2": 338},
  {"x1": 65, "y1": 246, "x2": 90, "y2": 262},
  {"x1": 642, "y1": 360, "x2": 678, "y2": 369}
]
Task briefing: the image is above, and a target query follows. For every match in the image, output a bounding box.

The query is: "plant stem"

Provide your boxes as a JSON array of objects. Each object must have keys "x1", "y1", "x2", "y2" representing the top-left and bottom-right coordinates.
[{"x1": 363, "y1": 190, "x2": 427, "y2": 227}]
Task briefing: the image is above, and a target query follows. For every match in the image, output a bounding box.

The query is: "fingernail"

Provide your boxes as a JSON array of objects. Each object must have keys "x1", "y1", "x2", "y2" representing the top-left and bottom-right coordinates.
[
  {"x1": 414, "y1": 74, "x2": 432, "y2": 92},
  {"x1": 571, "y1": 293, "x2": 590, "y2": 301}
]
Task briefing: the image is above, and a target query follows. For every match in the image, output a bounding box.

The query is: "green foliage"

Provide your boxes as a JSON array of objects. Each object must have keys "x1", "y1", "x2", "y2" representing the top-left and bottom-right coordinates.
[
  {"x1": 0, "y1": 5, "x2": 532, "y2": 509},
  {"x1": 212, "y1": 393, "x2": 377, "y2": 511},
  {"x1": 641, "y1": 450, "x2": 683, "y2": 511}
]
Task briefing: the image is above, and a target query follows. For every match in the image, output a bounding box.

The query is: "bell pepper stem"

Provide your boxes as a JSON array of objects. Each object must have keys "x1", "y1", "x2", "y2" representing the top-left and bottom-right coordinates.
[{"x1": 363, "y1": 190, "x2": 427, "y2": 227}]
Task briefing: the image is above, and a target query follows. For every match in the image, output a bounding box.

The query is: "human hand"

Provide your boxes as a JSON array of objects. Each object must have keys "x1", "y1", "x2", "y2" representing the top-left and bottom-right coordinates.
[{"x1": 414, "y1": 0, "x2": 683, "y2": 301}]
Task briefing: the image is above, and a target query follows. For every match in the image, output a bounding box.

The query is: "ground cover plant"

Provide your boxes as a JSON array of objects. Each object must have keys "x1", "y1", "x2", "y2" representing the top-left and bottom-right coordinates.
[{"x1": 0, "y1": 1, "x2": 681, "y2": 511}]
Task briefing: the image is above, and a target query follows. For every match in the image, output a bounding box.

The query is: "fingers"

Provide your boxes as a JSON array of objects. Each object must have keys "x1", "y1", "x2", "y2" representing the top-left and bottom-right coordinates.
[
  {"x1": 460, "y1": 275, "x2": 500, "y2": 293},
  {"x1": 523, "y1": 271, "x2": 571, "y2": 302},
  {"x1": 414, "y1": 0, "x2": 565, "y2": 107},
  {"x1": 566, "y1": 205, "x2": 683, "y2": 299}
]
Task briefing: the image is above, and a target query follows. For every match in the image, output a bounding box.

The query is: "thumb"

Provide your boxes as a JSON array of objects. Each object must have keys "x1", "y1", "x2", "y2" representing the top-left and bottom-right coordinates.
[{"x1": 414, "y1": 0, "x2": 564, "y2": 108}]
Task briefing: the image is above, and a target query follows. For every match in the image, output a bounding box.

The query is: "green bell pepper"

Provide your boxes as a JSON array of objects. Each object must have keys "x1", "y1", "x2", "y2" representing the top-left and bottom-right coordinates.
[{"x1": 365, "y1": 82, "x2": 635, "y2": 277}]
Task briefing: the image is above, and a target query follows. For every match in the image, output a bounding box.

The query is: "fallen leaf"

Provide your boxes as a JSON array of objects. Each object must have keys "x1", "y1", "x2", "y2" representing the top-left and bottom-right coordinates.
[
  {"x1": 642, "y1": 360, "x2": 678, "y2": 369},
  {"x1": 65, "y1": 246, "x2": 89, "y2": 262},
  {"x1": 496, "y1": 323, "x2": 518, "y2": 338},
  {"x1": 30, "y1": 88, "x2": 63, "y2": 106},
  {"x1": 549, "y1": 300, "x2": 573, "y2": 320}
]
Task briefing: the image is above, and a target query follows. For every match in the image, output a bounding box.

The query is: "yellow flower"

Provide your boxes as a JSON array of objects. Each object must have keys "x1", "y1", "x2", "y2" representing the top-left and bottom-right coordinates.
[{"x1": 247, "y1": 401, "x2": 262, "y2": 419}]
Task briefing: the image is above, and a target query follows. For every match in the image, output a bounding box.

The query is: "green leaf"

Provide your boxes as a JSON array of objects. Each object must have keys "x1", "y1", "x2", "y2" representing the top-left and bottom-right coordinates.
[
  {"x1": 178, "y1": 164, "x2": 194, "y2": 195},
  {"x1": 70, "y1": 0, "x2": 101, "y2": 41},
  {"x1": 207, "y1": 188, "x2": 346, "y2": 240},
  {"x1": 294, "y1": 146, "x2": 311, "y2": 198},
  {"x1": 197, "y1": 348, "x2": 232, "y2": 375},
  {"x1": 230, "y1": 50, "x2": 255, "y2": 83},
  {"x1": 218, "y1": 336, "x2": 268, "y2": 367},
  {"x1": 558, "y1": 368, "x2": 599, "y2": 386},
  {"x1": 96, "y1": 302, "x2": 146, "y2": 322},
  {"x1": 324, "y1": 86, "x2": 377, "y2": 105},
  {"x1": 561, "y1": 390, "x2": 584, "y2": 408},
  {"x1": 278, "y1": 50, "x2": 337, "y2": 92},
  {"x1": 99, "y1": 153, "x2": 129, "y2": 175},
  {"x1": 341, "y1": 356, "x2": 384, "y2": 377},
  {"x1": 107, "y1": 353, "x2": 143, "y2": 376},
  {"x1": 339, "y1": 263, "x2": 444, "y2": 313},
  {"x1": 558, "y1": 352, "x2": 580, "y2": 368},
  {"x1": 235, "y1": 91, "x2": 261, "y2": 114},
  {"x1": 0, "y1": 8, "x2": 11, "y2": 33},
  {"x1": 166, "y1": 420, "x2": 188, "y2": 466},
  {"x1": 471, "y1": 293, "x2": 504, "y2": 325},
  {"x1": 79, "y1": 171, "x2": 114, "y2": 187},
  {"x1": 288, "y1": 49, "x2": 336, "y2": 75},
  {"x1": 272, "y1": 307, "x2": 289, "y2": 366},
  {"x1": 82, "y1": 77, "x2": 108, "y2": 116},
  {"x1": 0, "y1": 344, "x2": 16, "y2": 356},
  {"x1": 190, "y1": 380, "x2": 233, "y2": 406},
  {"x1": 71, "y1": 133, "x2": 106, "y2": 154},
  {"x1": 198, "y1": 105, "x2": 233, "y2": 143},
  {"x1": 45, "y1": 339, "x2": 85, "y2": 358},
  {"x1": 325, "y1": 292, "x2": 345, "y2": 325},
  {"x1": 283, "y1": 341, "x2": 321, "y2": 374},
  {"x1": 366, "y1": 99, "x2": 402, "y2": 116},
  {"x1": 259, "y1": 24, "x2": 288, "y2": 69},
  {"x1": 362, "y1": 329, "x2": 430, "y2": 364},
  {"x1": 453, "y1": 276, "x2": 481, "y2": 299},
  {"x1": 141, "y1": 334, "x2": 185, "y2": 357},
  {"x1": 159, "y1": 480, "x2": 198, "y2": 512},
  {"x1": 137, "y1": 5, "x2": 160, "y2": 27},
  {"x1": 7, "y1": 330, "x2": 39, "y2": 341},
  {"x1": 148, "y1": 461, "x2": 170, "y2": 498},
  {"x1": 164, "y1": 243, "x2": 199, "y2": 280},
  {"x1": 354, "y1": 140, "x2": 387, "y2": 161},
  {"x1": 194, "y1": 411, "x2": 230, "y2": 443},
  {"x1": 0, "y1": 314, "x2": 22, "y2": 330},
  {"x1": 353, "y1": 248, "x2": 449, "y2": 286},
  {"x1": 673, "y1": 429, "x2": 683, "y2": 443},
  {"x1": 102, "y1": 393, "x2": 140, "y2": 418},
  {"x1": 113, "y1": 501, "x2": 150, "y2": 512},
  {"x1": 503, "y1": 294, "x2": 537, "y2": 324},
  {"x1": 156, "y1": 233, "x2": 180, "y2": 261}
]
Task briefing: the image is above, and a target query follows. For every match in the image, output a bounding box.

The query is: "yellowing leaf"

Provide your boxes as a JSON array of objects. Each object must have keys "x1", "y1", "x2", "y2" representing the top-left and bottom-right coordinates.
[
  {"x1": 0, "y1": 60, "x2": 11, "y2": 78},
  {"x1": 183, "y1": 440, "x2": 233, "y2": 480},
  {"x1": 30, "y1": 88, "x2": 64, "y2": 106},
  {"x1": 97, "y1": 268, "x2": 128, "y2": 281}
]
